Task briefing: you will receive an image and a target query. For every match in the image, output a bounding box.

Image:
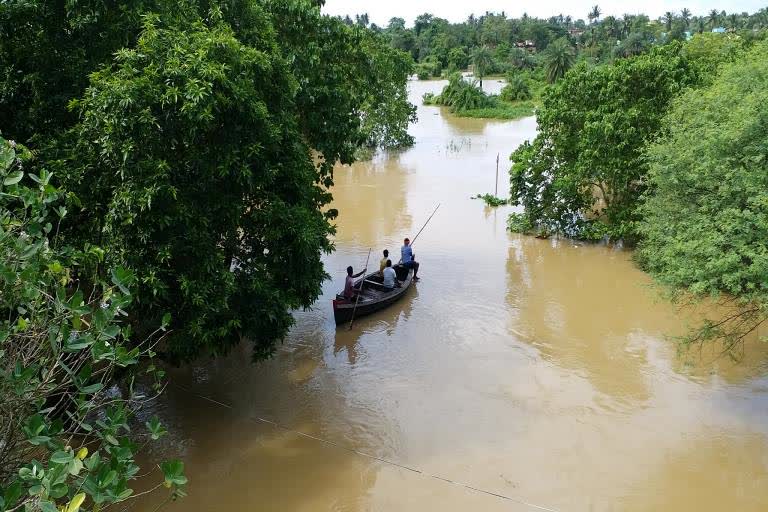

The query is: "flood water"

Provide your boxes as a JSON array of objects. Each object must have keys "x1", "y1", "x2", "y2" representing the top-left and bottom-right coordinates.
[{"x1": 132, "y1": 80, "x2": 768, "y2": 512}]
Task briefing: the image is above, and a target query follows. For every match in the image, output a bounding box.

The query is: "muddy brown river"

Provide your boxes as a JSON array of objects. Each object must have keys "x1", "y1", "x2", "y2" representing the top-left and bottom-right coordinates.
[{"x1": 132, "y1": 80, "x2": 768, "y2": 512}]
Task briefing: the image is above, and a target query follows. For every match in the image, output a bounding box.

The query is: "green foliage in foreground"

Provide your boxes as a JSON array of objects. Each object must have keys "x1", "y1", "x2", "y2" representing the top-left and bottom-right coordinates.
[
  {"x1": 638, "y1": 40, "x2": 768, "y2": 350},
  {"x1": 0, "y1": 137, "x2": 184, "y2": 511}
]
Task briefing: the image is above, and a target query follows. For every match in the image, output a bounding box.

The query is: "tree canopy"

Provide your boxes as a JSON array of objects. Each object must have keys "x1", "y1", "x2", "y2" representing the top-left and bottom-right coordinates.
[
  {"x1": 508, "y1": 43, "x2": 699, "y2": 240},
  {"x1": 638, "y1": 40, "x2": 768, "y2": 349}
]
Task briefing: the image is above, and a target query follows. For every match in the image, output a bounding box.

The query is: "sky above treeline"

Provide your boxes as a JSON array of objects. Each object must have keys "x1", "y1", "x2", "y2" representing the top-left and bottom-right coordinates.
[{"x1": 322, "y1": 1, "x2": 764, "y2": 26}]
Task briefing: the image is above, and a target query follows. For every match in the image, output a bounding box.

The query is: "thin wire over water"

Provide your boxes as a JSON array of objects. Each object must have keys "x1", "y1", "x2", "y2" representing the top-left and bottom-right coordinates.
[{"x1": 174, "y1": 383, "x2": 561, "y2": 512}]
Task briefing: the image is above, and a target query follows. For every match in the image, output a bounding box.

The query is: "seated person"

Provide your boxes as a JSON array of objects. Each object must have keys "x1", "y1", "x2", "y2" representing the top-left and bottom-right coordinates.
[
  {"x1": 344, "y1": 265, "x2": 366, "y2": 299},
  {"x1": 379, "y1": 249, "x2": 390, "y2": 273},
  {"x1": 382, "y1": 259, "x2": 400, "y2": 290}
]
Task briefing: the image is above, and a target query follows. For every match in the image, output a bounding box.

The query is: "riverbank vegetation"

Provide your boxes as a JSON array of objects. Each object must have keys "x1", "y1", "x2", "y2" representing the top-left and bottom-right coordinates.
[
  {"x1": 507, "y1": 29, "x2": 768, "y2": 349},
  {"x1": 1, "y1": 0, "x2": 415, "y2": 507}
]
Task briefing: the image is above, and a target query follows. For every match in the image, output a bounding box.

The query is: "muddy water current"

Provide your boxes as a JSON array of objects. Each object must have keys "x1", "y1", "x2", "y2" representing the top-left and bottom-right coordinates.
[{"x1": 132, "y1": 80, "x2": 768, "y2": 512}]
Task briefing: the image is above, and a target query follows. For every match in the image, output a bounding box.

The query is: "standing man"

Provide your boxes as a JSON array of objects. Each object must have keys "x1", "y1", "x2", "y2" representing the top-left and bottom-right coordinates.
[
  {"x1": 400, "y1": 238, "x2": 420, "y2": 281},
  {"x1": 344, "y1": 266, "x2": 367, "y2": 299}
]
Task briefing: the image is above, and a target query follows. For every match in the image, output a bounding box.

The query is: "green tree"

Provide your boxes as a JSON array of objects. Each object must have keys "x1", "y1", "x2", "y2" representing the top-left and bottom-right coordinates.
[
  {"x1": 588, "y1": 5, "x2": 601, "y2": 24},
  {"x1": 0, "y1": 0, "x2": 173, "y2": 142},
  {"x1": 448, "y1": 47, "x2": 469, "y2": 70},
  {"x1": 500, "y1": 74, "x2": 532, "y2": 101},
  {"x1": 471, "y1": 46, "x2": 494, "y2": 88},
  {"x1": 638, "y1": 41, "x2": 768, "y2": 351},
  {"x1": 681, "y1": 8, "x2": 691, "y2": 27},
  {"x1": 709, "y1": 9, "x2": 720, "y2": 28},
  {"x1": 543, "y1": 38, "x2": 575, "y2": 83},
  {"x1": 57, "y1": 3, "x2": 414, "y2": 362},
  {"x1": 431, "y1": 73, "x2": 491, "y2": 111},
  {"x1": 664, "y1": 12, "x2": 675, "y2": 31},
  {"x1": 0, "y1": 136, "x2": 184, "y2": 510},
  {"x1": 509, "y1": 44, "x2": 699, "y2": 240}
]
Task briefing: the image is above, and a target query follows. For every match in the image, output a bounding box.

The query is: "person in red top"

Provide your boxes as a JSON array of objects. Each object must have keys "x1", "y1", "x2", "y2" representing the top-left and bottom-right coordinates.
[{"x1": 344, "y1": 266, "x2": 366, "y2": 299}]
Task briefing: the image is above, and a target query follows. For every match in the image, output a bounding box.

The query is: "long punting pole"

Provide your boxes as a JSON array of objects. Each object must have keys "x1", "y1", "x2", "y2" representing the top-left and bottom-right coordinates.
[
  {"x1": 410, "y1": 203, "x2": 441, "y2": 246},
  {"x1": 348, "y1": 248, "x2": 372, "y2": 330}
]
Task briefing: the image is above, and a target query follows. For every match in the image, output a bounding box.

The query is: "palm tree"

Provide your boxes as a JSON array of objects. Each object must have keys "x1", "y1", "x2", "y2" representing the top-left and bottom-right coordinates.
[
  {"x1": 588, "y1": 5, "x2": 601, "y2": 24},
  {"x1": 544, "y1": 38, "x2": 575, "y2": 83},
  {"x1": 680, "y1": 8, "x2": 691, "y2": 28},
  {"x1": 709, "y1": 9, "x2": 719, "y2": 28},
  {"x1": 728, "y1": 13, "x2": 739, "y2": 29},
  {"x1": 664, "y1": 12, "x2": 674, "y2": 31},
  {"x1": 471, "y1": 46, "x2": 493, "y2": 89},
  {"x1": 696, "y1": 17, "x2": 706, "y2": 33},
  {"x1": 622, "y1": 14, "x2": 633, "y2": 37}
]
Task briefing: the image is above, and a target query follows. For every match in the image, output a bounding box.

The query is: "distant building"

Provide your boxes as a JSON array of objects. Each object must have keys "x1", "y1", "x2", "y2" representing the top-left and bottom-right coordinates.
[
  {"x1": 568, "y1": 28, "x2": 584, "y2": 38},
  {"x1": 712, "y1": 27, "x2": 726, "y2": 33},
  {"x1": 684, "y1": 31, "x2": 692, "y2": 40},
  {"x1": 514, "y1": 40, "x2": 537, "y2": 52}
]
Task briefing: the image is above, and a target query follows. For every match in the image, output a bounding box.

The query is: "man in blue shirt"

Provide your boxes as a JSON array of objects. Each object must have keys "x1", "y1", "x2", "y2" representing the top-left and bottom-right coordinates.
[{"x1": 400, "y1": 238, "x2": 420, "y2": 281}]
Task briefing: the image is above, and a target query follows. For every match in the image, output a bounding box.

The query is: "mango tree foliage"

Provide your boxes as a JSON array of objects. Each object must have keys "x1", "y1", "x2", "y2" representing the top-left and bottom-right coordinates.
[
  {"x1": 254, "y1": 0, "x2": 415, "y2": 163},
  {"x1": 638, "y1": 41, "x2": 768, "y2": 350},
  {"x1": 0, "y1": 136, "x2": 184, "y2": 510},
  {"x1": 62, "y1": 10, "x2": 335, "y2": 361},
  {"x1": 509, "y1": 43, "x2": 699, "y2": 241},
  {"x1": 0, "y1": 0, "x2": 181, "y2": 142}
]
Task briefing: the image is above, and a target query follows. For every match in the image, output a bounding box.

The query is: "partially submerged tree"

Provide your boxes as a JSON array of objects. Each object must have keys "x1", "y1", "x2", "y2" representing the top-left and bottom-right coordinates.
[{"x1": 509, "y1": 43, "x2": 699, "y2": 240}]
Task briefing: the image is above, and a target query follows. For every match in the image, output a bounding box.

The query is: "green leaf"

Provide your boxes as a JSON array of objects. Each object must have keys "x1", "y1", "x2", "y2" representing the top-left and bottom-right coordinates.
[
  {"x1": 50, "y1": 450, "x2": 74, "y2": 464},
  {"x1": 39, "y1": 501, "x2": 58, "y2": 512},
  {"x1": 110, "y1": 267, "x2": 134, "y2": 295},
  {"x1": 160, "y1": 460, "x2": 187, "y2": 486},
  {"x1": 3, "y1": 170, "x2": 23, "y2": 186},
  {"x1": 3, "y1": 481, "x2": 23, "y2": 507},
  {"x1": 0, "y1": 138, "x2": 14, "y2": 170}
]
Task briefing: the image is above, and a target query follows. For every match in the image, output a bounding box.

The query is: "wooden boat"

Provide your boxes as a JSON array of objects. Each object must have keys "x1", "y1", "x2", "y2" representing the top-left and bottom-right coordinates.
[{"x1": 333, "y1": 264, "x2": 414, "y2": 325}]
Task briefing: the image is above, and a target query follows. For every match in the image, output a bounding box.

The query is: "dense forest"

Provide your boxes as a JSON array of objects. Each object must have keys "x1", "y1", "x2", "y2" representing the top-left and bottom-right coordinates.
[
  {"x1": 359, "y1": 7, "x2": 768, "y2": 118},
  {"x1": 0, "y1": 0, "x2": 414, "y2": 509}
]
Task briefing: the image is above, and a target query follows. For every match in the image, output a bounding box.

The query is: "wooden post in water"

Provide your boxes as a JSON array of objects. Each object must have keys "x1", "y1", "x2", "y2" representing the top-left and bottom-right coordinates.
[{"x1": 495, "y1": 153, "x2": 499, "y2": 196}]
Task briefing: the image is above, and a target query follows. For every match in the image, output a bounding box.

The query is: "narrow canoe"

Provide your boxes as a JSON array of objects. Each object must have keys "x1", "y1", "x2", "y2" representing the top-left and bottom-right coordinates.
[{"x1": 332, "y1": 264, "x2": 414, "y2": 325}]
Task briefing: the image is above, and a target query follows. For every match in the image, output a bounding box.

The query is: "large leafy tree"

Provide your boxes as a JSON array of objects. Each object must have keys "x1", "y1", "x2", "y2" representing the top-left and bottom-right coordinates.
[
  {"x1": 0, "y1": 0, "x2": 172, "y2": 142},
  {"x1": 509, "y1": 43, "x2": 699, "y2": 240},
  {"x1": 57, "y1": 2, "x2": 414, "y2": 362},
  {"x1": 638, "y1": 41, "x2": 768, "y2": 350}
]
